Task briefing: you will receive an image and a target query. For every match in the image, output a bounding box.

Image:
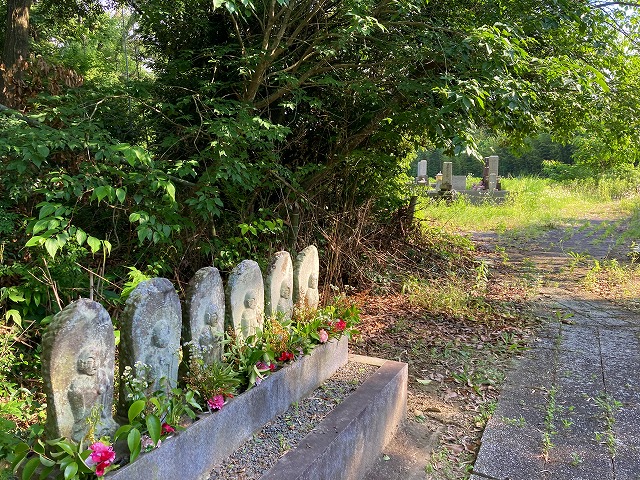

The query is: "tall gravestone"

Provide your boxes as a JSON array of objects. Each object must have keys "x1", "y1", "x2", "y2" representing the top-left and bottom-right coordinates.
[
  {"x1": 416, "y1": 160, "x2": 428, "y2": 183},
  {"x1": 293, "y1": 245, "x2": 320, "y2": 311},
  {"x1": 226, "y1": 260, "x2": 264, "y2": 340},
  {"x1": 119, "y1": 278, "x2": 181, "y2": 410},
  {"x1": 264, "y1": 251, "x2": 294, "y2": 321},
  {"x1": 441, "y1": 162, "x2": 453, "y2": 191},
  {"x1": 184, "y1": 267, "x2": 225, "y2": 365},
  {"x1": 42, "y1": 298, "x2": 117, "y2": 442}
]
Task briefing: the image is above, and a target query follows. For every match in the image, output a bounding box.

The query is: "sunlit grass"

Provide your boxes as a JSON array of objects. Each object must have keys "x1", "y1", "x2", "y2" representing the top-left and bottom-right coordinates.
[{"x1": 415, "y1": 177, "x2": 640, "y2": 237}]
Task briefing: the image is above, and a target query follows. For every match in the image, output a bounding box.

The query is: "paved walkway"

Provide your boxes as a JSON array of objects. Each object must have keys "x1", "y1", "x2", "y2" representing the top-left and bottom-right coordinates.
[{"x1": 472, "y1": 221, "x2": 640, "y2": 480}]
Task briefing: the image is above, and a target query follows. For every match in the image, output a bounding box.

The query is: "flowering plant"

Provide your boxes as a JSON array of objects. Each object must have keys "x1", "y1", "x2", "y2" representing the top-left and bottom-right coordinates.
[
  {"x1": 11, "y1": 436, "x2": 119, "y2": 479},
  {"x1": 85, "y1": 441, "x2": 116, "y2": 477}
]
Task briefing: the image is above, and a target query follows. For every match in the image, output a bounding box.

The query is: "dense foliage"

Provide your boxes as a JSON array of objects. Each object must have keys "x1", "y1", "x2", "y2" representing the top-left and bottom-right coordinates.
[{"x1": 1, "y1": 0, "x2": 640, "y2": 433}]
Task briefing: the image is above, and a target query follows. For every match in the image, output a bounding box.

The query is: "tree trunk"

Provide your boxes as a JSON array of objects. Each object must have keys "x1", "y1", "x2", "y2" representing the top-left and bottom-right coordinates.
[{"x1": 1, "y1": 0, "x2": 32, "y2": 104}]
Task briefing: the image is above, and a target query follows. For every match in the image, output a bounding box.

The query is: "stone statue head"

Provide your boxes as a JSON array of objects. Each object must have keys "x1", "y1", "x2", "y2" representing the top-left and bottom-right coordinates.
[
  {"x1": 279, "y1": 281, "x2": 291, "y2": 299},
  {"x1": 76, "y1": 347, "x2": 98, "y2": 376},
  {"x1": 204, "y1": 304, "x2": 219, "y2": 326},
  {"x1": 244, "y1": 292, "x2": 256, "y2": 309},
  {"x1": 308, "y1": 273, "x2": 318, "y2": 289},
  {"x1": 151, "y1": 320, "x2": 170, "y2": 348}
]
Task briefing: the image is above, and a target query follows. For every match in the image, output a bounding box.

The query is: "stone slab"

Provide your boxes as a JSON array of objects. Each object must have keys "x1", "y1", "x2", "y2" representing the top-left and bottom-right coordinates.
[
  {"x1": 261, "y1": 358, "x2": 408, "y2": 480},
  {"x1": 107, "y1": 337, "x2": 348, "y2": 480}
]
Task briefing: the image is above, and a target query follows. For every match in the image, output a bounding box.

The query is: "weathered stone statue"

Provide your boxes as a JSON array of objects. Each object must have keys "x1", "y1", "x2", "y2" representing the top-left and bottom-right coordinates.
[
  {"x1": 184, "y1": 267, "x2": 225, "y2": 365},
  {"x1": 119, "y1": 278, "x2": 181, "y2": 409},
  {"x1": 226, "y1": 260, "x2": 264, "y2": 340},
  {"x1": 277, "y1": 282, "x2": 293, "y2": 318},
  {"x1": 294, "y1": 245, "x2": 320, "y2": 311},
  {"x1": 42, "y1": 299, "x2": 117, "y2": 442},
  {"x1": 264, "y1": 251, "x2": 294, "y2": 320}
]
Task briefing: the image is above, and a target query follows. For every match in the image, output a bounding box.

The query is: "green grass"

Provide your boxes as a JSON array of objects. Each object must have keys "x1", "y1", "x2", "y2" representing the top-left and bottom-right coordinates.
[{"x1": 415, "y1": 177, "x2": 640, "y2": 236}]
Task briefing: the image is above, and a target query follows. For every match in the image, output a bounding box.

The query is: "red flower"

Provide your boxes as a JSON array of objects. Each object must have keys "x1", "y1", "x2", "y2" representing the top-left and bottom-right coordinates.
[
  {"x1": 269, "y1": 362, "x2": 276, "y2": 371},
  {"x1": 334, "y1": 319, "x2": 347, "y2": 331},
  {"x1": 277, "y1": 351, "x2": 294, "y2": 362},
  {"x1": 161, "y1": 423, "x2": 175, "y2": 435}
]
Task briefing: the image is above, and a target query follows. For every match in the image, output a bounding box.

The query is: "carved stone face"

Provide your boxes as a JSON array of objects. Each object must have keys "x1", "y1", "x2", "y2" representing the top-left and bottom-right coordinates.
[
  {"x1": 279, "y1": 282, "x2": 291, "y2": 299},
  {"x1": 244, "y1": 293, "x2": 256, "y2": 309},
  {"x1": 77, "y1": 349, "x2": 98, "y2": 376},
  {"x1": 151, "y1": 320, "x2": 170, "y2": 348},
  {"x1": 204, "y1": 305, "x2": 219, "y2": 326},
  {"x1": 308, "y1": 274, "x2": 318, "y2": 289}
]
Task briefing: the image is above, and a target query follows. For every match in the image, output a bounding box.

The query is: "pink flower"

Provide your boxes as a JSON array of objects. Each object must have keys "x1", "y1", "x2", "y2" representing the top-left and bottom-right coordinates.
[
  {"x1": 140, "y1": 434, "x2": 155, "y2": 451},
  {"x1": 207, "y1": 394, "x2": 225, "y2": 411},
  {"x1": 334, "y1": 319, "x2": 347, "y2": 331},
  {"x1": 86, "y1": 442, "x2": 115, "y2": 477},
  {"x1": 161, "y1": 423, "x2": 175, "y2": 435},
  {"x1": 318, "y1": 329, "x2": 329, "y2": 343},
  {"x1": 256, "y1": 361, "x2": 269, "y2": 370}
]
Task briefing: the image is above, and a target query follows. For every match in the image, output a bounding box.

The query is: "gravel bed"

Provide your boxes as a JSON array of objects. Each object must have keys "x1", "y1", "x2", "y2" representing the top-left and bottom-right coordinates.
[{"x1": 208, "y1": 360, "x2": 379, "y2": 480}]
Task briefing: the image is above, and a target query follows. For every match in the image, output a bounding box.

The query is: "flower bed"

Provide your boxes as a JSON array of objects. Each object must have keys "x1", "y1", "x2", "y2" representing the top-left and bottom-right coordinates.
[{"x1": 105, "y1": 337, "x2": 348, "y2": 480}]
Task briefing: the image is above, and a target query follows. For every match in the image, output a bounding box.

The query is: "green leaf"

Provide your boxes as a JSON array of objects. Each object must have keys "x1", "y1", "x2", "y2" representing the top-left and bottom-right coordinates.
[
  {"x1": 63, "y1": 461, "x2": 78, "y2": 480},
  {"x1": 127, "y1": 428, "x2": 141, "y2": 463},
  {"x1": 38, "y1": 203, "x2": 57, "y2": 219},
  {"x1": 5, "y1": 310, "x2": 22, "y2": 327},
  {"x1": 128, "y1": 399, "x2": 146, "y2": 423},
  {"x1": 56, "y1": 441, "x2": 75, "y2": 457},
  {"x1": 114, "y1": 424, "x2": 133, "y2": 440},
  {"x1": 116, "y1": 188, "x2": 126, "y2": 203},
  {"x1": 25, "y1": 236, "x2": 44, "y2": 247},
  {"x1": 44, "y1": 237, "x2": 59, "y2": 259},
  {"x1": 75, "y1": 229, "x2": 87, "y2": 246},
  {"x1": 129, "y1": 212, "x2": 141, "y2": 222},
  {"x1": 21, "y1": 457, "x2": 40, "y2": 480},
  {"x1": 94, "y1": 185, "x2": 112, "y2": 202},
  {"x1": 165, "y1": 182, "x2": 176, "y2": 201},
  {"x1": 37, "y1": 145, "x2": 50, "y2": 158},
  {"x1": 146, "y1": 414, "x2": 161, "y2": 445},
  {"x1": 87, "y1": 236, "x2": 101, "y2": 253},
  {"x1": 39, "y1": 456, "x2": 55, "y2": 467}
]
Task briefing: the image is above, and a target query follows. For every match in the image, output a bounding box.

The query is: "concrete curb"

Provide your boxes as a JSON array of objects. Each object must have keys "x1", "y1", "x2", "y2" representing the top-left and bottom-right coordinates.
[
  {"x1": 260, "y1": 355, "x2": 408, "y2": 480},
  {"x1": 107, "y1": 337, "x2": 348, "y2": 480}
]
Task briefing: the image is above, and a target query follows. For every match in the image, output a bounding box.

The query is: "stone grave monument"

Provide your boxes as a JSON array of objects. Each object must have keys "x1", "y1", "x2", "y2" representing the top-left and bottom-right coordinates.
[
  {"x1": 119, "y1": 278, "x2": 182, "y2": 409},
  {"x1": 42, "y1": 298, "x2": 117, "y2": 442},
  {"x1": 416, "y1": 159, "x2": 428, "y2": 184},
  {"x1": 441, "y1": 162, "x2": 453, "y2": 191},
  {"x1": 294, "y1": 245, "x2": 320, "y2": 310},
  {"x1": 184, "y1": 267, "x2": 225, "y2": 365},
  {"x1": 226, "y1": 260, "x2": 265, "y2": 340},
  {"x1": 264, "y1": 251, "x2": 294, "y2": 321},
  {"x1": 451, "y1": 175, "x2": 467, "y2": 192}
]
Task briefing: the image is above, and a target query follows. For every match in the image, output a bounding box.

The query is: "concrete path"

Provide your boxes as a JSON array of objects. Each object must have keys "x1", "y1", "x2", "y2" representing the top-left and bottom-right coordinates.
[{"x1": 472, "y1": 221, "x2": 640, "y2": 480}]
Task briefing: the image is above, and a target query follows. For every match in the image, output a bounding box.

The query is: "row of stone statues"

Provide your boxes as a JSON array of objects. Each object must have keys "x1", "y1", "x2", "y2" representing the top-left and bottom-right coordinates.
[{"x1": 41, "y1": 246, "x2": 320, "y2": 445}]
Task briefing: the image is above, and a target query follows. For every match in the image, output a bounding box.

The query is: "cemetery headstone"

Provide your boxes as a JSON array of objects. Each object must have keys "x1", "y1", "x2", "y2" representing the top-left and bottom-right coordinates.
[
  {"x1": 119, "y1": 278, "x2": 182, "y2": 409},
  {"x1": 226, "y1": 260, "x2": 265, "y2": 340},
  {"x1": 488, "y1": 155, "x2": 499, "y2": 177},
  {"x1": 42, "y1": 298, "x2": 117, "y2": 442},
  {"x1": 441, "y1": 162, "x2": 453, "y2": 191},
  {"x1": 416, "y1": 160, "x2": 428, "y2": 183},
  {"x1": 264, "y1": 251, "x2": 294, "y2": 320},
  {"x1": 184, "y1": 267, "x2": 225, "y2": 365},
  {"x1": 489, "y1": 173, "x2": 498, "y2": 191},
  {"x1": 452, "y1": 175, "x2": 467, "y2": 192},
  {"x1": 294, "y1": 245, "x2": 320, "y2": 310}
]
